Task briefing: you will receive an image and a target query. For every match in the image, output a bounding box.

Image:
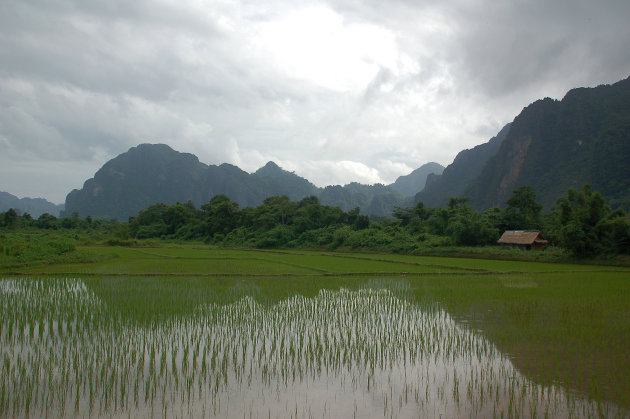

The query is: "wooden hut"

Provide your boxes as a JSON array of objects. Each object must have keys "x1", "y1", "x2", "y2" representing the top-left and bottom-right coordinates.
[{"x1": 497, "y1": 230, "x2": 548, "y2": 250}]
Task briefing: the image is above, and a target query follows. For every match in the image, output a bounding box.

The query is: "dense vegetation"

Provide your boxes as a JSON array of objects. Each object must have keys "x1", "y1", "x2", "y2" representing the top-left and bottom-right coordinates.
[{"x1": 2, "y1": 183, "x2": 629, "y2": 263}]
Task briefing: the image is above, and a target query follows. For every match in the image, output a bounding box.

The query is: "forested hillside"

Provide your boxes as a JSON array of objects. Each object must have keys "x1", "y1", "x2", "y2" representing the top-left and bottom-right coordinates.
[
  {"x1": 63, "y1": 144, "x2": 434, "y2": 219},
  {"x1": 416, "y1": 124, "x2": 511, "y2": 207},
  {"x1": 466, "y1": 77, "x2": 630, "y2": 210}
]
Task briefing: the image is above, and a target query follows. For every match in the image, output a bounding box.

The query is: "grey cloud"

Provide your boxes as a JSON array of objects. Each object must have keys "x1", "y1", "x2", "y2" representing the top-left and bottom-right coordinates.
[
  {"x1": 328, "y1": 0, "x2": 630, "y2": 98},
  {"x1": 448, "y1": 0, "x2": 630, "y2": 99},
  {"x1": 1, "y1": 1, "x2": 291, "y2": 155},
  {"x1": 1, "y1": 0, "x2": 630, "y2": 203},
  {"x1": 0, "y1": 1, "x2": 232, "y2": 102}
]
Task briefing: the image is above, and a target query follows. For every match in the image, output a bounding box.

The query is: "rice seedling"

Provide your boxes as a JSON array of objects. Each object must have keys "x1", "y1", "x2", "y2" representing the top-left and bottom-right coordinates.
[{"x1": 1, "y1": 275, "x2": 626, "y2": 418}]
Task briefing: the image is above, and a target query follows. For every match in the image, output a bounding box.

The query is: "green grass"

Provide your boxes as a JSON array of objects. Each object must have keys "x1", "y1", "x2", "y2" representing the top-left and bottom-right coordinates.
[
  {"x1": 7, "y1": 245, "x2": 628, "y2": 276},
  {"x1": 417, "y1": 271, "x2": 630, "y2": 408},
  {"x1": 343, "y1": 251, "x2": 630, "y2": 272},
  {"x1": 2, "y1": 244, "x2": 630, "y2": 413},
  {"x1": 0, "y1": 230, "x2": 118, "y2": 269},
  {"x1": 3, "y1": 246, "x2": 477, "y2": 276}
]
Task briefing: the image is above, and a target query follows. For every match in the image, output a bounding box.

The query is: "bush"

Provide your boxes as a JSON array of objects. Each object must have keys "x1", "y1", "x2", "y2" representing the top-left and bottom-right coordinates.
[
  {"x1": 48, "y1": 240, "x2": 76, "y2": 254},
  {"x1": 256, "y1": 225, "x2": 296, "y2": 248},
  {"x1": 222, "y1": 227, "x2": 257, "y2": 247},
  {"x1": 331, "y1": 225, "x2": 353, "y2": 249},
  {"x1": 135, "y1": 222, "x2": 168, "y2": 239}
]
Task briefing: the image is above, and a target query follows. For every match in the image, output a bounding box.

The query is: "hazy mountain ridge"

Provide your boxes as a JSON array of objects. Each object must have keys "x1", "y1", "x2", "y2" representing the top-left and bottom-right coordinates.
[
  {"x1": 0, "y1": 191, "x2": 64, "y2": 218},
  {"x1": 390, "y1": 162, "x2": 444, "y2": 197},
  {"x1": 319, "y1": 182, "x2": 403, "y2": 215},
  {"x1": 64, "y1": 144, "x2": 439, "y2": 219}
]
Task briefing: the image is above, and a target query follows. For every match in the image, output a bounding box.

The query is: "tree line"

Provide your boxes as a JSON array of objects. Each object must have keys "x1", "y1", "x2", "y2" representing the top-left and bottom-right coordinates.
[{"x1": 1, "y1": 184, "x2": 629, "y2": 258}]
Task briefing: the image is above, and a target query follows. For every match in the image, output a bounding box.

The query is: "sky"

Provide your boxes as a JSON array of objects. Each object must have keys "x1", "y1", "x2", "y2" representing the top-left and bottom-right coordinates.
[{"x1": 1, "y1": 0, "x2": 629, "y2": 204}]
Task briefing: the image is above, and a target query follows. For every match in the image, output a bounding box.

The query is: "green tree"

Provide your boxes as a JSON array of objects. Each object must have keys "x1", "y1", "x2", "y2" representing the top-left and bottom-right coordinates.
[
  {"x1": 446, "y1": 204, "x2": 498, "y2": 246},
  {"x1": 36, "y1": 213, "x2": 59, "y2": 229},
  {"x1": 483, "y1": 207, "x2": 505, "y2": 232},
  {"x1": 201, "y1": 195, "x2": 239, "y2": 236},
  {"x1": 393, "y1": 201, "x2": 428, "y2": 233},
  {"x1": 346, "y1": 207, "x2": 369, "y2": 230},
  {"x1": 426, "y1": 207, "x2": 450, "y2": 235},
  {"x1": 553, "y1": 184, "x2": 630, "y2": 256},
  {"x1": 129, "y1": 203, "x2": 170, "y2": 238},
  {"x1": 294, "y1": 196, "x2": 325, "y2": 233},
  {"x1": 448, "y1": 197, "x2": 469, "y2": 210},
  {"x1": 504, "y1": 186, "x2": 543, "y2": 230},
  {"x1": 254, "y1": 196, "x2": 296, "y2": 230},
  {"x1": 20, "y1": 213, "x2": 34, "y2": 228},
  {"x1": 163, "y1": 202, "x2": 198, "y2": 235},
  {"x1": 0, "y1": 208, "x2": 19, "y2": 228}
]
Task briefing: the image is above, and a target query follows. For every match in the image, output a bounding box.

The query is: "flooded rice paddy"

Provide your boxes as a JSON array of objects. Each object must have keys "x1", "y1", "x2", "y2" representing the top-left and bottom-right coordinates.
[{"x1": 0, "y1": 277, "x2": 624, "y2": 418}]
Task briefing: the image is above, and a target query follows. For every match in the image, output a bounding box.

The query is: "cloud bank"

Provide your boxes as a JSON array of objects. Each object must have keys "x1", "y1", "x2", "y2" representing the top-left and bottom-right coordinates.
[{"x1": 1, "y1": 0, "x2": 629, "y2": 203}]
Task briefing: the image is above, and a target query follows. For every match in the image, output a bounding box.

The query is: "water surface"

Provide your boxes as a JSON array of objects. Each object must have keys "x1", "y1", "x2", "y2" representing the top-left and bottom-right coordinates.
[{"x1": 0, "y1": 277, "x2": 620, "y2": 418}]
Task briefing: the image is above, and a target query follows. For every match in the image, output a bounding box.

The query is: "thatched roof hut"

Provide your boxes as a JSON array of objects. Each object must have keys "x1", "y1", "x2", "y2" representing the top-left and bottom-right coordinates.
[{"x1": 497, "y1": 230, "x2": 548, "y2": 250}]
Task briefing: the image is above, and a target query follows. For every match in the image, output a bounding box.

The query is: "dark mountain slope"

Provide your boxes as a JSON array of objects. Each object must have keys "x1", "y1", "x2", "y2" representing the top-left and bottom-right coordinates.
[
  {"x1": 390, "y1": 162, "x2": 444, "y2": 197},
  {"x1": 202, "y1": 163, "x2": 264, "y2": 207},
  {"x1": 591, "y1": 116, "x2": 630, "y2": 209},
  {"x1": 252, "y1": 162, "x2": 319, "y2": 201},
  {"x1": 415, "y1": 123, "x2": 511, "y2": 207},
  {"x1": 64, "y1": 144, "x2": 410, "y2": 219},
  {"x1": 65, "y1": 144, "x2": 210, "y2": 219},
  {"x1": 466, "y1": 76, "x2": 630, "y2": 210}
]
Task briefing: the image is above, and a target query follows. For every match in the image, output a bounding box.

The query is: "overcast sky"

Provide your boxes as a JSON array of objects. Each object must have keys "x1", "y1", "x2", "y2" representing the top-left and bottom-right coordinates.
[{"x1": 1, "y1": 0, "x2": 629, "y2": 204}]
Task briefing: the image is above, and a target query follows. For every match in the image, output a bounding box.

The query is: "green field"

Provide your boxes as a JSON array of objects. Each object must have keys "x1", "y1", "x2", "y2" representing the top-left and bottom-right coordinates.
[{"x1": 2, "y1": 245, "x2": 630, "y2": 417}]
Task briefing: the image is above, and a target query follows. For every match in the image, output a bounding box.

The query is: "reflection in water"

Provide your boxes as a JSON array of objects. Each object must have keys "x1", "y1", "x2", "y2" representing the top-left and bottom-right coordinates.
[{"x1": 0, "y1": 278, "x2": 621, "y2": 418}]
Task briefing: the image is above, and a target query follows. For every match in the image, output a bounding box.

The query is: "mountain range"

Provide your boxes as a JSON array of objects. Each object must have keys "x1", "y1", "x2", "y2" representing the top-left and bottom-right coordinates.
[
  {"x1": 63, "y1": 144, "x2": 443, "y2": 219},
  {"x1": 0, "y1": 191, "x2": 64, "y2": 218},
  {"x1": 7, "y1": 76, "x2": 630, "y2": 220}
]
